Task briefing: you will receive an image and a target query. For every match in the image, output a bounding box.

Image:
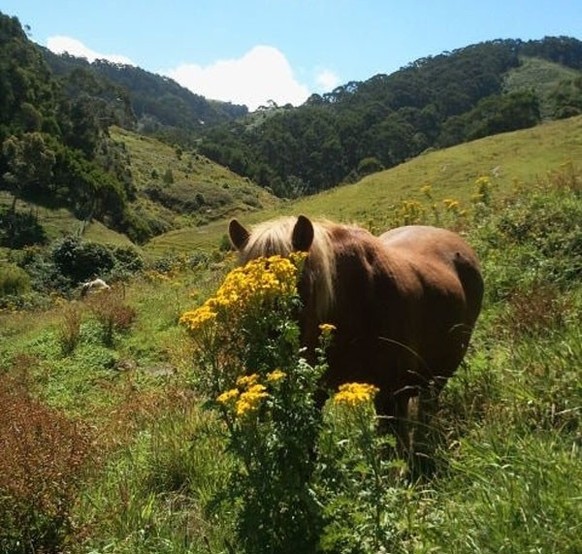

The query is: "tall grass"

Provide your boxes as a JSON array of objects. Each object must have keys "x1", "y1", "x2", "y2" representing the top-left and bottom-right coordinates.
[{"x1": 0, "y1": 155, "x2": 580, "y2": 552}]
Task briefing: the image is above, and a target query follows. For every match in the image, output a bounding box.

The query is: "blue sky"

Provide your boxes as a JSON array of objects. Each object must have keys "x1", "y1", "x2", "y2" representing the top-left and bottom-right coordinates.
[{"x1": 3, "y1": 1, "x2": 581, "y2": 110}]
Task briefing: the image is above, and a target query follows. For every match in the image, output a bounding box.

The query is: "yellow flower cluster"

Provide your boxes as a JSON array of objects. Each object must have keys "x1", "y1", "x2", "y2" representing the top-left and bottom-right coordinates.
[
  {"x1": 318, "y1": 323, "x2": 337, "y2": 335},
  {"x1": 333, "y1": 382, "x2": 380, "y2": 407},
  {"x1": 217, "y1": 372, "x2": 272, "y2": 418},
  {"x1": 398, "y1": 199, "x2": 426, "y2": 224},
  {"x1": 442, "y1": 198, "x2": 460, "y2": 211},
  {"x1": 216, "y1": 388, "x2": 239, "y2": 405},
  {"x1": 475, "y1": 175, "x2": 492, "y2": 189},
  {"x1": 180, "y1": 254, "x2": 304, "y2": 334},
  {"x1": 236, "y1": 383, "x2": 269, "y2": 417},
  {"x1": 266, "y1": 369, "x2": 286, "y2": 383},
  {"x1": 473, "y1": 175, "x2": 493, "y2": 205},
  {"x1": 420, "y1": 184, "x2": 433, "y2": 198}
]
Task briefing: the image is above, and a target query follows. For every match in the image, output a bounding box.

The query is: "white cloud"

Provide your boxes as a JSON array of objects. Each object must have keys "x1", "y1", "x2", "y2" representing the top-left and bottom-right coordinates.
[
  {"x1": 46, "y1": 36, "x2": 134, "y2": 65},
  {"x1": 165, "y1": 45, "x2": 310, "y2": 111},
  {"x1": 315, "y1": 69, "x2": 340, "y2": 92},
  {"x1": 45, "y1": 38, "x2": 321, "y2": 111}
]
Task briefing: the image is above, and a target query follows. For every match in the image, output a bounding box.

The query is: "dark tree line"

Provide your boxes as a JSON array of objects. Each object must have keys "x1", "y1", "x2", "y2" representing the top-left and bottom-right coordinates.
[
  {"x1": 199, "y1": 37, "x2": 582, "y2": 197},
  {"x1": 42, "y1": 49, "x2": 248, "y2": 145}
]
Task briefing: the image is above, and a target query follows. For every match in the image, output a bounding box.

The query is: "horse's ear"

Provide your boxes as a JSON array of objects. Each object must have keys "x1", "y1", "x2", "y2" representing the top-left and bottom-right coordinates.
[
  {"x1": 229, "y1": 219, "x2": 250, "y2": 250},
  {"x1": 292, "y1": 215, "x2": 314, "y2": 252}
]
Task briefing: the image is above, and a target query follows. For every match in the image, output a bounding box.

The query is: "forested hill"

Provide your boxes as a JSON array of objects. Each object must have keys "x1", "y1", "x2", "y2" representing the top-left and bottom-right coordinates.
[
  {"x1": 0, "y1": 11, "x2": 257, "y2": 248},
  {"x1": 198, "y1": 37, "x2": 582, "y2": 197},
  {"x1": 2, "y1": 7, "x2": 582, "y2": 246},
  {"x1": 42, "y1": 49, "x2": 248, "y2": 144}
]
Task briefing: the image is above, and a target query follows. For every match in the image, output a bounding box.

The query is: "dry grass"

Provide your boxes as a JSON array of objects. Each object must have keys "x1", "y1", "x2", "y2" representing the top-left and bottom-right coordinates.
[
  {"x1": 501, "y1": 284, "x2": 570, "y2": 338},
  {"x1": 85, "y1": 287, "x2": 137, "y2": 346},
  {"x1": 0, "y1": 374, "x2": 94, "y2": 553}
]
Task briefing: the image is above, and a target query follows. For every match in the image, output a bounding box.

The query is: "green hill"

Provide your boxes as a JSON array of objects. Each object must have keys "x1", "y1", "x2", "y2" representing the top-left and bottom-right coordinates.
[
  {"x1": 144, "y1": 114, "x2": 582, "y2": 255},
  {"x1": 0, "y1": 127, "x2": 280, "y2": 249},
  {"x1": 504, "y1": 56, "x2": 582, "y2": 118},
  {"x1": 198, "y1": 37, "x2": 582, "y2": 198},
  {"x1": 110, "y1": 126, "x2": 279, "y2": 226}
]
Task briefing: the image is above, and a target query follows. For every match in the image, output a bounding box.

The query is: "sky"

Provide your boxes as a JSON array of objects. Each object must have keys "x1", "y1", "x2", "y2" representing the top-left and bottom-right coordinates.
[{"x1": 2, "y1": 1, "x2": 581, "y2": 111}]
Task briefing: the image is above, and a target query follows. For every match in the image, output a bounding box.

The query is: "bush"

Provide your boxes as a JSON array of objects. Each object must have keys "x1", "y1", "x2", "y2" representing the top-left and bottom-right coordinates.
[
  {"x1": 357, "y1": 156, "x2": 384, "y2": 177},
  {"x1": 52, "y1": 236, "x2": 115, "y2": 283},
  {"x1": 86, "y1": 288, "x2": 137, "y2": 346},
  {"x1": 111, "y1": 244, "x2": 144, "y2": 279},
  {"x1": 58, "y1": 302, "x2": 83, "y2": 355},
  {"x1": 0, "y1": 208, "x2": 47, "y2": 248},
  {"x1": 0, "y1": 262, "x2": 31, "y2": 296},
  {"x1": 11, "y1": 246, "x2": 71, "y2": 294},
  {"x1": 473, "y1": 176, "x2": 582, "y2": 302},
  {"x1": 0, "y1": 375, "x2": 93, "y2": 553},
  {"x1": 181, "y1": 255, "x2": 410, "y2": 553},
  {"x1": 181, "y1": 254, "x2": 325, "y2": 552}
]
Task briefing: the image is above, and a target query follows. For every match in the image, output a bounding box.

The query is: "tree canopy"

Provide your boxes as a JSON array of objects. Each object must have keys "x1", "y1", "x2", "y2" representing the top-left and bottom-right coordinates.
[
  {"x1": 199, "y1": 37, "x2": 582, "y2": 197},
  {"x1": 2, "y1": 9, "x2": 582, "y2": 229}
]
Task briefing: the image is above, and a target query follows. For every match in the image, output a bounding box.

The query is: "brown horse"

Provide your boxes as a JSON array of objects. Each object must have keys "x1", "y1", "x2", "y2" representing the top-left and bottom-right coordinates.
[{"x1": 229, "y1": 215, "x2": 483, "y2": 447}]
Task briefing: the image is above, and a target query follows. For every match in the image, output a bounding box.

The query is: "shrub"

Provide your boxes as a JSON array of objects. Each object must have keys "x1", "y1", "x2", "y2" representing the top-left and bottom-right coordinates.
[
  {"x1": 10, "y1": 246, "x2": 69, "y2": 294},
  {"x1": 111, "y1": 244, "x2": 144, "y2": 278},
  {"x1": 181, "y1": 254, "x2": 325, "y2": 552},
  {"x1": 58, "y1": 301, "x2": 83, "y2": 355},
  {"x1": 0, "y1": 375, "x2": 93, "y2": 553},
  {"x1": 473, "y1": 176, "x2": 582, "y2": 301},
  {"x1": 52, "y1": 236, "x2": 115, "y2": 283},
  {"x1": 0, "y1": 208, "x2": 47, "y2": 248},
  {"x1": 181, "y1": 255, "x2": 410, "y2": 553},
  {"x1": 0, "y1": 262, "x2": 31, "y2": 296},
  {"x1": 357, "y1": 156, "x2": 384, "y2": 177},
  {"x1": 501, "y1": 283, "x2": 569, "y2": 338}
]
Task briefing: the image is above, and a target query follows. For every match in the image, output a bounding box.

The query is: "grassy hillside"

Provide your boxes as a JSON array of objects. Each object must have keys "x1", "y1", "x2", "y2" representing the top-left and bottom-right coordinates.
[
  {"x1": 504, "y1": 56, "x2": 582, "y2": 118},
  {"x1": 0, "y1": 128, "x2": 280, "y2": 250},
  {"x1": 110, "y1": 126, "x2": 279, "y2": 227},
  {"x1": 1, "y1": 148, "x2": 580, "y2": 552},
  {"x1": 0, "y1": 191, "x2": 134, "y2": 247},
  {"x1": 3, "y1": 117, "x2": 580, "y2": 257},
  {"x1": 145, "y1": 114, "x2": 582, "y2": 255}
]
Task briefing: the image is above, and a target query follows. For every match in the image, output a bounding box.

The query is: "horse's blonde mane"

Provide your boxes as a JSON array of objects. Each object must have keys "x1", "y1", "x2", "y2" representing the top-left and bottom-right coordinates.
[{"x1": 239, "y1": 216, "x2": 337, "y2": 320}]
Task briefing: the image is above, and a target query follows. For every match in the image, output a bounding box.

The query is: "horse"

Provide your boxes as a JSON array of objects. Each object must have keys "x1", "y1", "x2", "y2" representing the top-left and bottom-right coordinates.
[{"x1": 228, "y1": 215, "x2": 484, "y2": 452}]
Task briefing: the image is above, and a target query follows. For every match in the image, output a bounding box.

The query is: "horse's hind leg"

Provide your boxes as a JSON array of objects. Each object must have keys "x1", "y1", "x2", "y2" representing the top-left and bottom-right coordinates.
[
  {"x1": 375, "y1": 391, "x2": 411, "y2": 457},
  {"x1": 410, "y1": 384, "x2": 442, "y2": 476}
]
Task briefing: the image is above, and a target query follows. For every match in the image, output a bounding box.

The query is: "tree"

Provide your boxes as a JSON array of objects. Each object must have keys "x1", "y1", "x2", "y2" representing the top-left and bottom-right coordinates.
[{"x1": 2, "y1": 132, "x2": 56, "y2": 209}]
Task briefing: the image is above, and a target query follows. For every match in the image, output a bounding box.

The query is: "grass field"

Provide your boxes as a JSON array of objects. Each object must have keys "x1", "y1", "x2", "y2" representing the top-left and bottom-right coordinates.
[
  {"x1": 1, "y1": 116, "x2": 581, "y2": 553},
  {"x1": 144, "y1": 115, "x2": 582, "y2": 255}
]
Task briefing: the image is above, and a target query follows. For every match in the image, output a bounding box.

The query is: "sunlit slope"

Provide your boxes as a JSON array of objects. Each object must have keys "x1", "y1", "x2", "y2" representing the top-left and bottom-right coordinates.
[
  {"x1": 144, "y1": 115, "x2": 582, "y2": 255},
  {"x1": 111, "y1": 126, "x2": 280, "y2": 228}
]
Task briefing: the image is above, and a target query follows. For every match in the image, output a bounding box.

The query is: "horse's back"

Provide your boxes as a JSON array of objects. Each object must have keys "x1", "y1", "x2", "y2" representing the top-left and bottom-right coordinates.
[
  {"x1": 380, "y1": 225, "x2": 477, "y2": 264},
  {"x1": 379, "y1": 225, "x2": 483, "y2": 320}
]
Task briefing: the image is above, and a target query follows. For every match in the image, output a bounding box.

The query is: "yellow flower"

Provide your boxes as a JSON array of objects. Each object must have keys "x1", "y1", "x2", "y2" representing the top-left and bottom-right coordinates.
[
  {"x1": 217, "y1": 388, "x2": 239, "y2": 405},
  {"x1": 235, "y1": 384, "x2": 269, "y2": 417},
  {"x1": 179, "y1": 304, "x2": 217, "y2": 330},
  {"x1": 180, "y1": 254, "x2": 303, "y2": 335},
  {"x1": 236, "y1": 373, "x2": 259, "y2": 389},
  {"x1": 420, "y1": 184, "x2": 433, "y2": 197},
  {"x1": 318, "y1": 323, "x2": 336, "y2": 335},
  {"x1": 333, "y1": 382, "x2": 379, "y2": 407},
  {"x1": 266, "y1": 369, "x2": 286, "y2": 383},
  {"x1": 443, "y1": 198, "x2": 460, "y2": 211}
]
